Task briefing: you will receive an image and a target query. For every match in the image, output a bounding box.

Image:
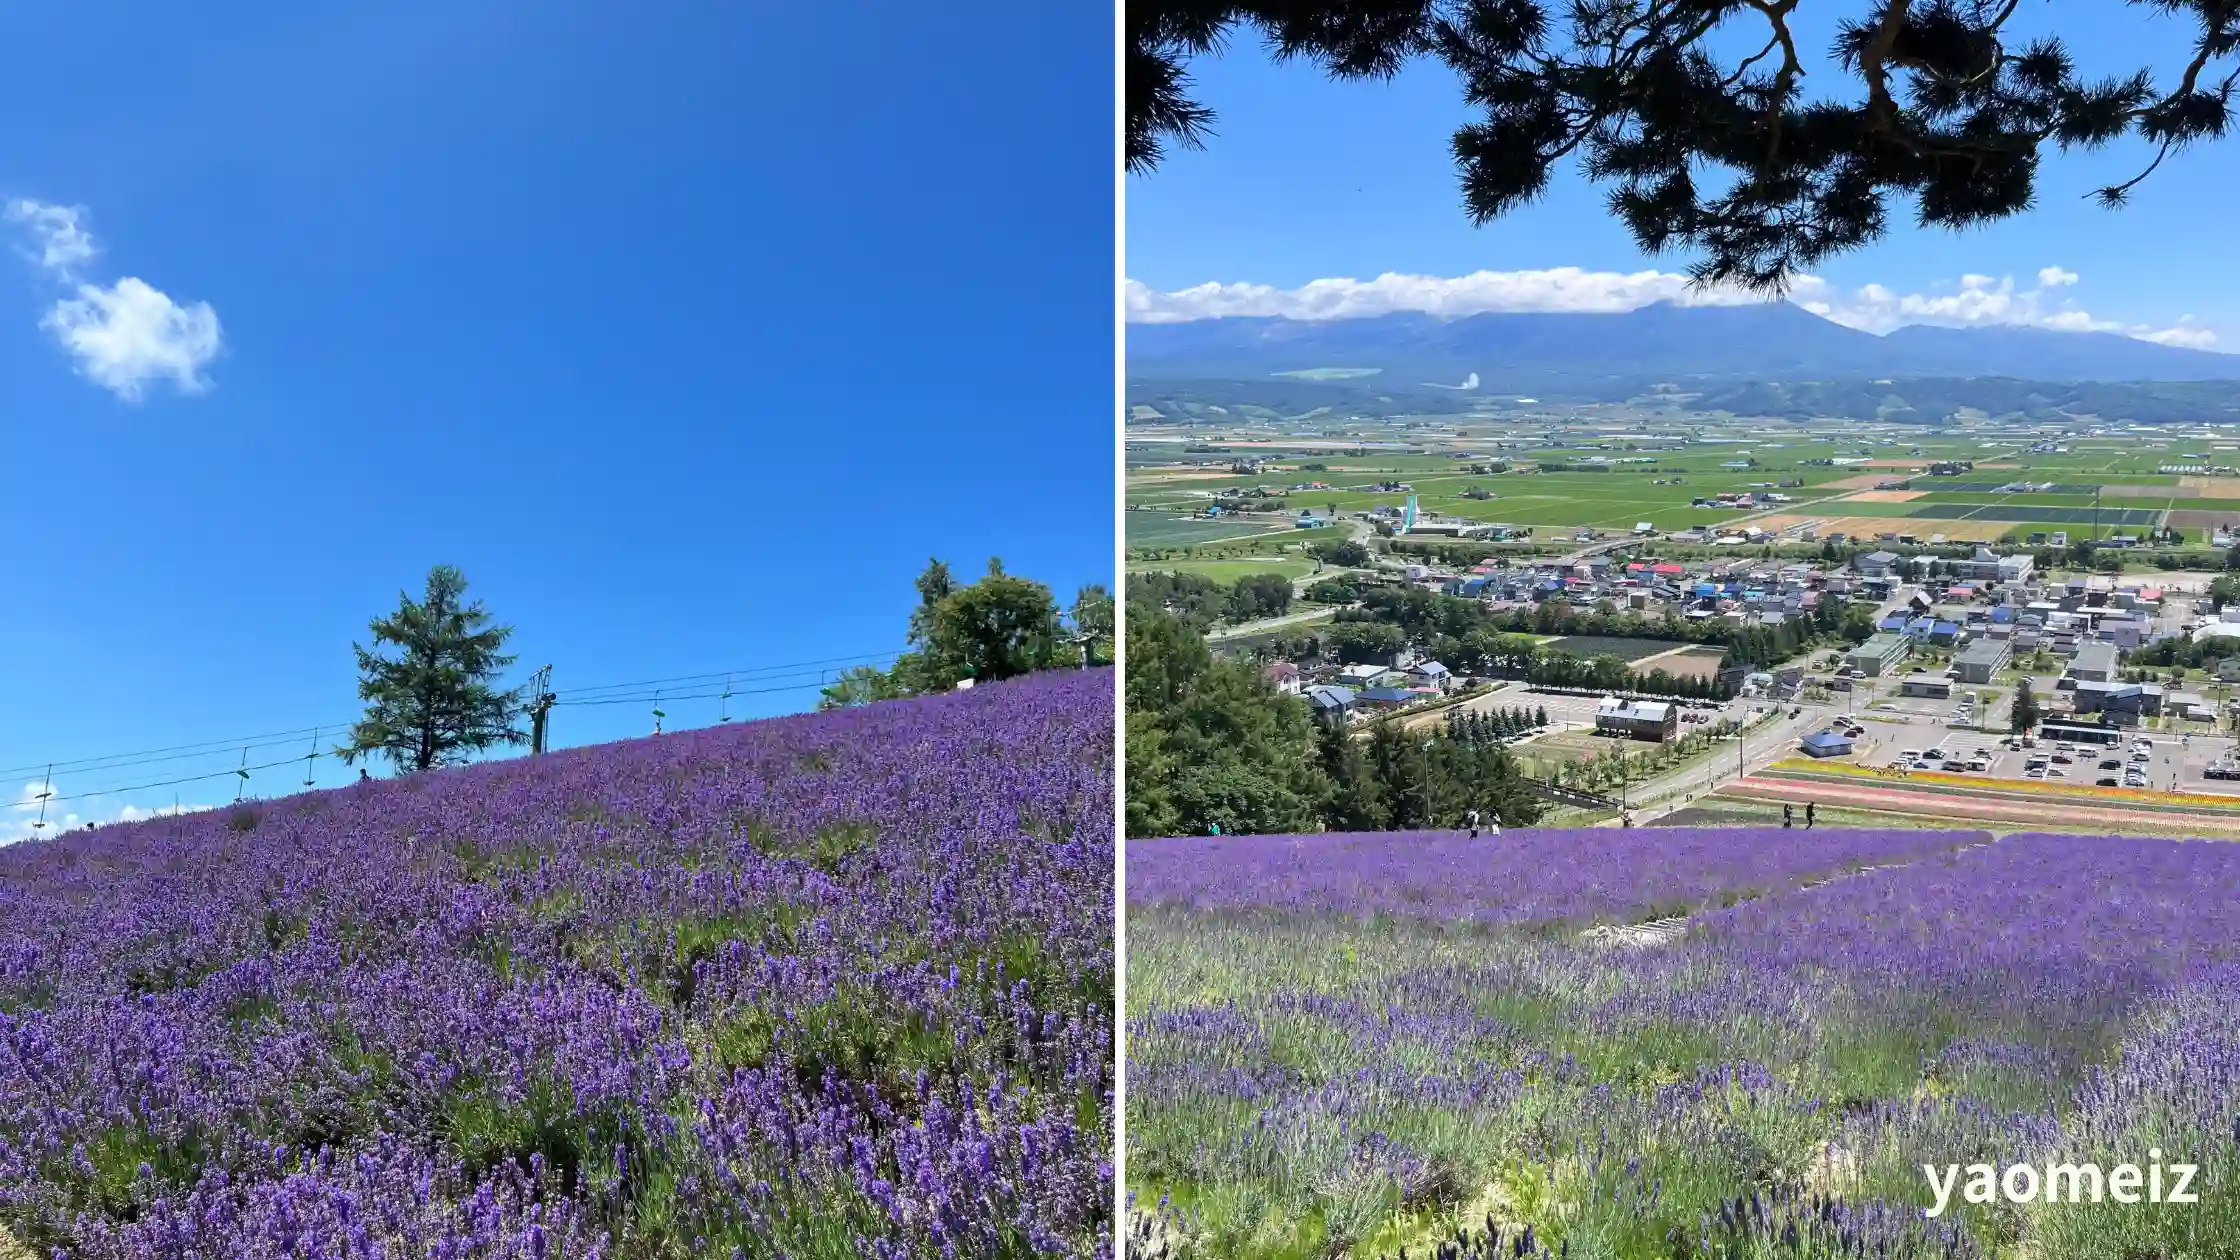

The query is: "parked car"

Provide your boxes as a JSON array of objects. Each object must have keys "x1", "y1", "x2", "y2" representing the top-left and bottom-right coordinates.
[{"x1": 2097, "y1": 777, "x2": 2121, "y2": 787}]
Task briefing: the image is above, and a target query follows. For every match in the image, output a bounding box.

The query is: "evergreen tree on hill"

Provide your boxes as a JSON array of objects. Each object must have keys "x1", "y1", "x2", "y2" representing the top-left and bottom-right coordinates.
[
  {"x1": 1126, "y1": 605, "x2": 1330, "y2": 837},
  {"x1": 341, "y1": 565, "x2": 524, "y2": 773}
]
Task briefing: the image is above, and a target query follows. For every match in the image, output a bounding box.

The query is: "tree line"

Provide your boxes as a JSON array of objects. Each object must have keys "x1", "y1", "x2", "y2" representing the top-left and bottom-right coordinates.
[
  {"x1": 1126, "y1": 604, "x2": 1546, "y2": 838},
  {"x1": 331, "y1": 561, "x2": 1112, "y2": 775},
  {"x1": 1293, "y1": 585, "x2": 1875, "y2": 688},
  {"x1": 1125, "y1": 570, "x2": 1293, "y2": 629},
  {"x1": 816, "y1": 559, "x2": 1112, "y2": 708}
]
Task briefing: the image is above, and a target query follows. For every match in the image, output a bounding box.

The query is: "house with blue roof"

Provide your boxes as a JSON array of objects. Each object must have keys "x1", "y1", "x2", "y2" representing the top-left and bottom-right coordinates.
[
  {"x1": 1406, "y1": 660, "x2": 1454, "y2": 692},
  {"x1": 1800, "y1": 729, "x2": 1855, "y2": 758},
  {"x1": 1305, "y1": 685, "x2": 1355, "y2": 723}
]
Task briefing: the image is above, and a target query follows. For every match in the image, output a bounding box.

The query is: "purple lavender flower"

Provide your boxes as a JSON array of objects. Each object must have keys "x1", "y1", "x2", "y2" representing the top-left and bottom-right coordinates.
[{"x1": 0, "y1": 669, "x2": 1114, "y2": 1258}]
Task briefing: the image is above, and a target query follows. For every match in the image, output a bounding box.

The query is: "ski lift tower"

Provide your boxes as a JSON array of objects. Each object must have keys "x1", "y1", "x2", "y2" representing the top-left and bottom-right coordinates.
[{"x1": 526, "y1": 665, "x2": 558, "y2": 754}]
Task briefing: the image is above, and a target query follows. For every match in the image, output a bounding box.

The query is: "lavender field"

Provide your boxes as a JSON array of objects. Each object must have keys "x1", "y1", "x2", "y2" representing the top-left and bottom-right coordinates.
[
  {"x1": 1127, "y1": 828, "x2": 1987, "y2": 932},
  {"x1": 0, "y1": 669, "x2": 1115, "y2": 1259},
  {"x1": 1126, "y1": 829, "x2": 2240, "y2": 1260}
]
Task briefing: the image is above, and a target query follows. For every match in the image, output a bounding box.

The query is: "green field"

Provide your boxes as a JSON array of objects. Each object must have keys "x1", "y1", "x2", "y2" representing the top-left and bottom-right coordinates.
[
  {"x1": 1126, "y1": 557, "x2": 1318, "y2": 584},
  {"x1": 1906, "y1": 502, "x2": 2161, "y2": 526},
  {"x1": 1123, "y1": 418, "x2": 2237, "y2": 540},
  {"x1": 1126, "y1": 515, "x2": 1291, "y2": 546},
  {"x1": 1540, "y1": 635, "x2": 1690, "y2": 662}
]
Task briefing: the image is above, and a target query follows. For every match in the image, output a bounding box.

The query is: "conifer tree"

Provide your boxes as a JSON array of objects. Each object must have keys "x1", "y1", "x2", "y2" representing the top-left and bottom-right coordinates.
[
  {"x1": 1130, "y1": 1, "x2": 2240, "y2": 291},
  {"x1": 341, "y1": 566, "x2": 523, "y2": 773}
]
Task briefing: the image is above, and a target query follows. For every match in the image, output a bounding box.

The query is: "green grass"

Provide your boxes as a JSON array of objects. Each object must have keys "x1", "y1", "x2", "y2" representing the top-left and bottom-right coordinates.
[
  {"x1": 1120, "y1": 420, "x2": 2240, "y2": 541},
  {"x1": 1127, "y1": 860, "x2": 2231, "y2": 1260},
  {"x1": 1127, "y1": 912, "x2": 2043, "y2": 1259},
  {"x1": 1126, "y1": 557, "x2": 1318, "y2": 584},
  {"x1": 1539, "y1": 635, "x2": 1689, "y2": 663},
  {"x1": 1126, "y1": 515, "x2": 1294, "y2": 546}
]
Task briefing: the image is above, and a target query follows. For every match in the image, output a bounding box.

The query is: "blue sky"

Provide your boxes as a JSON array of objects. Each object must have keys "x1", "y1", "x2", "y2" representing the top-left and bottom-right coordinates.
[
  {"x1": 0, "y1": 1, "x2": 1113, "y2": 837},
  {"x1": 1127, "y1": 6, "x2": 2236, "y2": 348}
]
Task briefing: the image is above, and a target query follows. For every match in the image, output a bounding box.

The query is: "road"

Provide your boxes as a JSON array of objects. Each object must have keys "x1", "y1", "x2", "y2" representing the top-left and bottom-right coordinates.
[
  {"x1": 1605, "y1": 701, "x2": 1833, "y2": 823},
  {"x1": 1397, "y1": 682, "x2": 1531, "y2": 731},
  {"x1": 1207, "y1": 604, "x2": 1347, "y2": 641}
]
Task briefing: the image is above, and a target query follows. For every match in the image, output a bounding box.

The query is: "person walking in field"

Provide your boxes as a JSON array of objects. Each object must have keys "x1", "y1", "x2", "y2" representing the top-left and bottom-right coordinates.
[
  {"x1": 1487, "y1": 814, "x2": 1500, "y2": 838},
  {"x1": 1465, "y1": 808, "x2": 1481, "y2": 838},
  {"x1": 1805, "y1": 801, "x2": 1816, "y2": 829},
  {"x1": 1783, "y1": 802, "x2": 1794, "y2": 828}
]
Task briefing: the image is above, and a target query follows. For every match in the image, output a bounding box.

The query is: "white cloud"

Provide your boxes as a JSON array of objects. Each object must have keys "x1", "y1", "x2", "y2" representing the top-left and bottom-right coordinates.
[
  {"x1": 1, "y1": 776, "x2": 215, "y2": 845},
  {"x1": 2137, "y1": 319, "x2": 2219, "y2": 350},
  {"x1": 1, "y1": 779, "x2": 75, "y2": 846},
  {"x1": 42, "y1": 278, "x2": 223, "y2": 400},
  {"x1": 1124, "y1": 267, "x2": 1751, "y2": 324},
  {"x1": 5, "y1": 198, "x2": 222, "y2": 401},
  {"x1": 5, "y1": 200, "x2": 96, "y2": 274},
  {"x1": 114, "y1": 801, "x2": 214, "y2": 823},
  {"x1": 1126, "y1": 266, "x2": 2218, "y2": 350}
]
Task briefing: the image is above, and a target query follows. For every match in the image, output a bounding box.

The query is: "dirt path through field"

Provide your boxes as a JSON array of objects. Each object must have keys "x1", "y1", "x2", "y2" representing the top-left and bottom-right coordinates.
[{"x1": 1579, "y1": 840, "x2": 1992, "y2": 949}]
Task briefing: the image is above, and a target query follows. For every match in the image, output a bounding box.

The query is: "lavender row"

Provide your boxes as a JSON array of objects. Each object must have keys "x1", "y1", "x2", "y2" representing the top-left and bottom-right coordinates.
[
  {"x1": 1687, "y1": 831, "x2": 2240, "y2": 1038},
  {"x1": 1125, "y1": 827, "x2": 1987, "y2": 931},
  {"x1": 0, "y1": 668, "x2": 1115, "y2": 1259},
  {"x1": 1126, "y1": 829, "x2": 2240, "y2": 1257}
]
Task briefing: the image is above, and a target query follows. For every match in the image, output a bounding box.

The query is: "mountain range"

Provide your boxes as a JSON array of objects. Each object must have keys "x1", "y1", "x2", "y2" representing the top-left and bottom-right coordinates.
[{"x1": 1125, "y1": 302, "x2": 2240, "y2": 388}]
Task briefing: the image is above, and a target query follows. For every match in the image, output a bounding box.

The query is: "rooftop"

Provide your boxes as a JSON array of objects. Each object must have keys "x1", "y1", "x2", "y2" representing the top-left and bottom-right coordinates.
[{"x1": 1955, "y1": 638, "x2": 2009, "y2": 664}]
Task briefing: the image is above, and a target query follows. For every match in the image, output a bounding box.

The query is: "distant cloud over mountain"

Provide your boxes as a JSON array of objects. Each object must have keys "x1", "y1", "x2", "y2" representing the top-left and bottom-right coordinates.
[
  {"x1": 1127, "y1": 299, "x2": 2239, "y2": 388},
  {"x1": 1125, "y1": 266, "x2": 2215, "y2": 350}
]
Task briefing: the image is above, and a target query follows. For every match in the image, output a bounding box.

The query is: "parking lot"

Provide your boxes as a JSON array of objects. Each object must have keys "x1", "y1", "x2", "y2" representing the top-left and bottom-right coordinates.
[
  {"x1": 1881, "y1": 728, "x2": 2240, "y2": 795},
  {"x1": 1529, "y1": 689, "x2": 1732, "y2": 735}
]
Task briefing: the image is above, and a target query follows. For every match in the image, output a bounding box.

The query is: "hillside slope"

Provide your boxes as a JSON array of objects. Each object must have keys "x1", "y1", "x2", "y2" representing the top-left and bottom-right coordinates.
[{"x1": 0, "y1": 669, "x2": 1115, "y2": 1259}]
